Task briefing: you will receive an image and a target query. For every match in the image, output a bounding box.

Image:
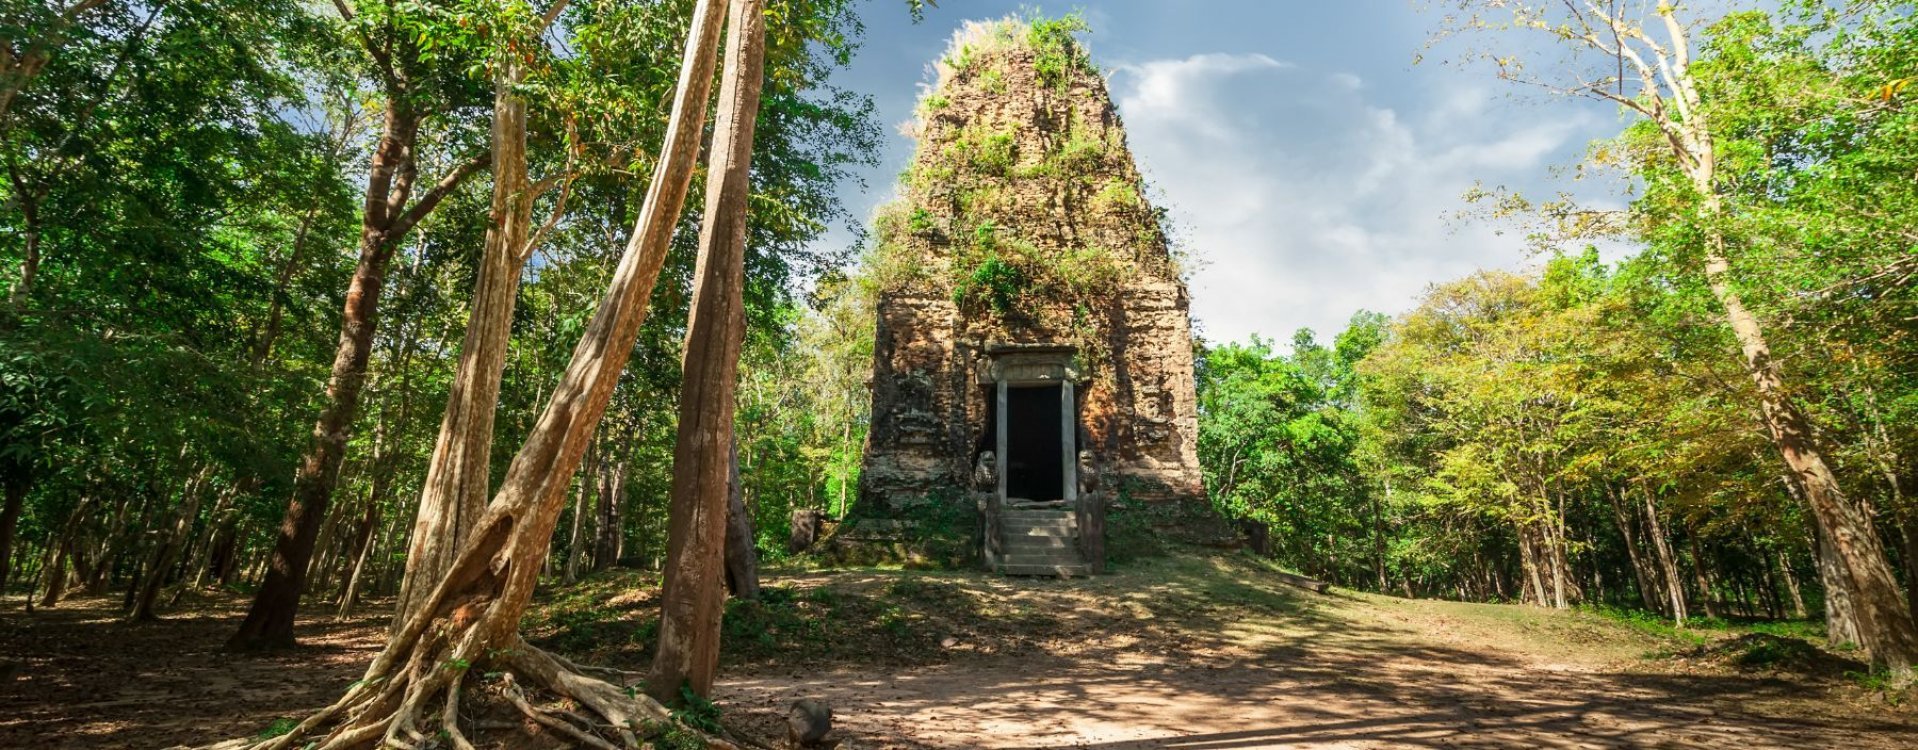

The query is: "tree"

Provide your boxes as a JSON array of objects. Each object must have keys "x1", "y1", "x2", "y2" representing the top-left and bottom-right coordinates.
[
  {"x1": 649, "y1": 0, "x2": 767, "y2": 702},
  {"x1": 205, "y1": 0, "x2": 733, "y2": 743},
  {"x1": 394, "y1": 0, "x2": 574, "y2": 629},
  {"x1": 228, "y1": 0, "x2": 490, "y2": 650},
  {"x1": 1438, "y1": 0, "x2": 1918, "y2": 674}
]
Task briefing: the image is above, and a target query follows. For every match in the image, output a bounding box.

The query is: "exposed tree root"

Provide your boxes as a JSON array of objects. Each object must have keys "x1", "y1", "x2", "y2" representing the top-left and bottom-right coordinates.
[{"x1": 195, "y1": 634, "x2": 743, "y2": 750}]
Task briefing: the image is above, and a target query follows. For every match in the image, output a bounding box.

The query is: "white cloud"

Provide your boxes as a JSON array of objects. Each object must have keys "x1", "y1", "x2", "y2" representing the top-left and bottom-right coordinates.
[{"x1": 1110, "y1": 53, "x2": 1609, "y2": 348}]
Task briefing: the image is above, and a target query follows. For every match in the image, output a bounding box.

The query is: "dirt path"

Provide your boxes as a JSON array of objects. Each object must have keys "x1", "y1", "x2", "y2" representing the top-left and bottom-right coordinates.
[
  {"x1": 716, "y1": 567, "x2": 1915, "y2": 749},
  {"x1": 0, "y1": 594, "x2": 387, "y2": 749},
  {"x1": 3, "y1": 559, "x2": 1913, "y2": 749}
]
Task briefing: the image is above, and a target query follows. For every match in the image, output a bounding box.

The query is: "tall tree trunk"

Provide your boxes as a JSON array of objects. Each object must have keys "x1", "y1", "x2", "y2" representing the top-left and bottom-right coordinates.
[
  {"x1": 1610, "y1": 486, "x2": 1661, "y2": 613},
  {"x1": 0, "y1": 475, "x2": 28, "y2": 593},
  {"x1": 395, "y1": 54, "x2": 546, "y2": 625},
  {"x1": 335, "y1": 490, "x2": 381, "y2": 619},
  {"x1": 648, "y1": 0, "x2": 766, "y2": 703},
  {"x1": 1641, "y1": 486, "x2": 1687, "y2": 626},
  {"x1": 228, "y1": 98, "x2": 482, "y2": 650},
  {"x1": 592, "y1": 449, "x2": 627, "y2": 572},
  {"x1": 88, "y1": 491, "x2": 137, "y2": 594},
  {"x1": 210, "y1": 3, "x2": 729, "y2": 744},
  {"x1": 1778, "y1": 548, "x2": 1809, "y2": 619},
  {"x1": 723, "y1": 439, "x2": 760, "y2": 600},
  {"x1": 1687, "y1": 535, "x2": 1719, "y2": 620},
  {"x1": 38, "y1": 495, "x2": 93, "y2": 607},
  {"x1": 1678, "y1": 112, "x2": 1918, "y2": 668},
  {"x1": 1518, "y1": 524, "x2": 1547, "y2": 607}
]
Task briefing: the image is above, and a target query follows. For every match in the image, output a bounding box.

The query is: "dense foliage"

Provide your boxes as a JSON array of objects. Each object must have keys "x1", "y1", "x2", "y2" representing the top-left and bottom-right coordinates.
[{"x1": 0, "y1": 0, "x2": 878, "y2": 615}]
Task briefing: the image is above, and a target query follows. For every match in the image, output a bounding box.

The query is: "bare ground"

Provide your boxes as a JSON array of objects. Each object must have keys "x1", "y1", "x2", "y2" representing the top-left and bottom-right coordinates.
[{"x1": 3, "y1": 554, "x2": 1913, "y2": 749}]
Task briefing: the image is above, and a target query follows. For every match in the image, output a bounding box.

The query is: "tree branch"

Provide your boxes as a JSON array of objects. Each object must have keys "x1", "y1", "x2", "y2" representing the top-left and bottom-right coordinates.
[
  {"x1": 538, "y1": 0, "x2": 571, "y2": 33},
  {"x1": 390, "y1": 152, "x2": 491, "y2": 241}
]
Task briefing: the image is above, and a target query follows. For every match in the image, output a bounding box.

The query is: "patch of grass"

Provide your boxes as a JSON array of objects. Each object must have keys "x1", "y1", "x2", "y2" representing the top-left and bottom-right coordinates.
[
  {"x1": 1849, "y1": 668, "x2": 1912, "y2": 705},
  {"x1": 253, "y1": 717, "x2": 299, "y2": 740},
  {"x1": 1094, "y1": 178, "x2": 1139, "y2": 208}
]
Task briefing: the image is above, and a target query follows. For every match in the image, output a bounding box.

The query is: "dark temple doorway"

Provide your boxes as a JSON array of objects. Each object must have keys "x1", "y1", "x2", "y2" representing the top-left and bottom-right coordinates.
[{"x1": 1004, "y1": 384, "x2": 1064, "y2": 501}]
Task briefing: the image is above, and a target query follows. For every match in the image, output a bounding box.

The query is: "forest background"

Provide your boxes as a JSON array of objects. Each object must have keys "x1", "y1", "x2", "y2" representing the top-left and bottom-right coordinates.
[{"x1": 2, "y1": 0, "x2": 1917, "y2": 700}]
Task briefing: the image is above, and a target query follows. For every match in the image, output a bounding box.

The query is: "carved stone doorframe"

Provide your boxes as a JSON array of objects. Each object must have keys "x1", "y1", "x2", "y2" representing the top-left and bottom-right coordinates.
[{"x1": 985, "y1": 345, "x2": 1080, "y2": 509}]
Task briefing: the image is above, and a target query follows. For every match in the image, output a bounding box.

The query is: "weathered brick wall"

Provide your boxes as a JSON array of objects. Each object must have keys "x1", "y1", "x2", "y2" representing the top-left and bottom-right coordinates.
[{"x1": 858, "y1": 21, "x2": 1202, "y2": 513}]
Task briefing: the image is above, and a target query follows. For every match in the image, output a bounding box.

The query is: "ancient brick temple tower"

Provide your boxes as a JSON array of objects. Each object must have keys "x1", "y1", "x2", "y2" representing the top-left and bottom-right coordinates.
[{"x1": 857, "y1": 16, "x2": 1203, "y2": 575}]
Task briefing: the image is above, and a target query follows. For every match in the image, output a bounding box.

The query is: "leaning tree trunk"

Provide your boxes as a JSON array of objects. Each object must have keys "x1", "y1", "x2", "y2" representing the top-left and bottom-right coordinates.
[
  {"x1": 1641, "y1": 486, "x2": 1687, "y2": 627},
  {"x1": 132, "y1": 468, "x2": 209, "y2": 622},
  {"x1": 723, "y1": 440, "x2": 760, "y2": 600},
  {"x1": 648, "y1": 0, "x2": 766, "y2": 703},
  {"x1": 228, "y1": 95, "x2": 484, "y2": 650},
  {"x1": 1610, "y1": 486, "x2": 1661, "y2": 613},
  {"x1": 395, "y1": 52, "x2": 545, "y2": 626},
  {"x1": 202, "y1": 3, "x2": 732, "y2": 746},
  {"x1": 1663, "y1": 69, "x2": 1918, "y2": 667}
]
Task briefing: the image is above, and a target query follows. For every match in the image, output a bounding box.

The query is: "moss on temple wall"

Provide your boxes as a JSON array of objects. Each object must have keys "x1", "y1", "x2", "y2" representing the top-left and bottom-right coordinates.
[{"x1": 856, "y1": 11, "x2": 1205, "y2": 516}]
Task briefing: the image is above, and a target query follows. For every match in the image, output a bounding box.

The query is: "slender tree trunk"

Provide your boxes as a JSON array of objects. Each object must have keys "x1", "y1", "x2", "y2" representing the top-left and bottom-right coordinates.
[
  {"x1": 592, "y1": 448, "x2": 627, "y2": 572},
  {"x1": 335, "y1": 492, "x2": 380, "y2": 619},
  {"x1": 1372, "y1": 477, "x2": 1388, "y2": 591},
  {"x1": 563, "y1": 449, "x2": 593, "y2": 584},
  {"x1": 1610, "y1": 486, "x2": 1661, "y2": 613},
  {"x1": 1641, "y1": 486, "x2": 1687, "y2": 626},
  {"x1": 1519, "y1": 524, "x2": 1547, "y2": 606},
  {"x1": 1778, "y1": 548, "x2": 1809, "y2": 619},
  {"x1": 229, "y1": 97, "x2": 481, "y2": 650},
  {"x1": 649, "y1": 0, "x2": 766, "y2": 703},
  {"x1": 1687, "y1": 535, "x2": 1719, "y2": 620},
  {"x1": 132, "y1": 468, "x2": 208, "y2": 621},
  {"x1": 395, "y1": 56, "x2": 543, "y2": 625},
  {"x1": 38, "y1": 495, "x2": 93, "y2": 607},
  {"x1": 88, "y1": 492, "x2": 136, "y2": 594}
]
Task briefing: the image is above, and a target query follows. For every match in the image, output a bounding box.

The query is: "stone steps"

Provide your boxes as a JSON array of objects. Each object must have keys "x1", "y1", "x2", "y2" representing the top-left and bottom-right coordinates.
[{"x1": 993, "y1": 508, "x2": 1090, "y2": 576}]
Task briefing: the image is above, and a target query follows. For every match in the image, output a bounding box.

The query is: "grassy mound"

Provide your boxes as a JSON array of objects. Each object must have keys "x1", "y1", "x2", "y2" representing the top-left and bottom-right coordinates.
[{"x1": 1683, "y1": 633, "x2": 1865, "y2": 677}]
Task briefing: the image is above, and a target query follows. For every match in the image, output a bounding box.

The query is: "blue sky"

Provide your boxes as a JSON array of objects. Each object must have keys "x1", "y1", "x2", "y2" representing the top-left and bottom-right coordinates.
[{"x1": 819, "y1": 0, "x2": 1626, "y2": 346}]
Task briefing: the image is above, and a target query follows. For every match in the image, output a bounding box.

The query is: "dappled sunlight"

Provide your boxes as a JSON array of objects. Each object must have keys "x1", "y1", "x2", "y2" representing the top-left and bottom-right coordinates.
[{"x1": 712, "y1": 554, "x2": 1915, "y2": 749}]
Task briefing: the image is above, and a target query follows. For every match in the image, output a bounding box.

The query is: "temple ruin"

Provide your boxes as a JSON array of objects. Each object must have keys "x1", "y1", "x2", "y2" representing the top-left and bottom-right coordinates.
[{"x1": 857, "y1": 17, "x2": 1203, "y2": 575}]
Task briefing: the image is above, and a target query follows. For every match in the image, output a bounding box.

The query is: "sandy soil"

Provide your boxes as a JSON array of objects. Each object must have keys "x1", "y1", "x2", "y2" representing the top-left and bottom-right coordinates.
[
  {"x1": 3, "y1": 562, "x2": 1913, "y2": 749},
  {"x1": 0, "y1": 593, "x2": 387, "y2": 749}
]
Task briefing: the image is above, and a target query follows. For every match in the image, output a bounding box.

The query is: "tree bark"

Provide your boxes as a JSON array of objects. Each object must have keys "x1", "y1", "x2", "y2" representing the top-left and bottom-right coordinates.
[
  {"x1": 395, "y1": 53, "x2": 546, "y2": 625},
  {"x1": 1686, "y1": 535, "x2": 1719, "y2": 620},
  {"x1": 335, "y1": 494, "x2": 380, "y2": 619},
  {"x1": 724, "y1": 440, "x2": 760, "y2": 600},
  {"x1": 1817, "y1": 523, "x2": 1865, "y2": 648},
  {"x1": 648, "y1": 0, "x2": 765, "y2": 703}
]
